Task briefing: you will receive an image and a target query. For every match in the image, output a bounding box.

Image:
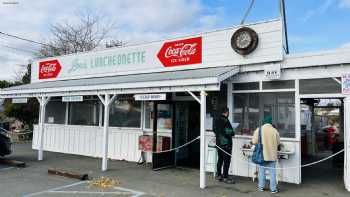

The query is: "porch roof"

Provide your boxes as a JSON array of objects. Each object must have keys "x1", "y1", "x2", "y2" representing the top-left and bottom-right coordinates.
[{"x1": 0, "y1": 66, "x2": 239, "y2": 98}]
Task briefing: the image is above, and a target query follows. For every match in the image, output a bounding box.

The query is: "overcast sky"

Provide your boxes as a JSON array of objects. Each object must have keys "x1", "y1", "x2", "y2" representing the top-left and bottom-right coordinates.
[{"x1": 0, "y1": 0, "x2": 350, "y2": 81}]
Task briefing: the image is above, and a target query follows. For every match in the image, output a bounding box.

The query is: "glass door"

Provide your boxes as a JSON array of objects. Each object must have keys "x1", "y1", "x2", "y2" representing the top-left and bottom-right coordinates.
[{"x1": 152, "y1": 102, "x2": 175, "y2": 170}]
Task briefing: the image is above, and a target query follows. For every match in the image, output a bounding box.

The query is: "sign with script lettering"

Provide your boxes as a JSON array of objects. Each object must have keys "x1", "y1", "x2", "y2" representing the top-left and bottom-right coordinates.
[
  {"x1": 157, "y1": 37, "x2": 202, "y2": 67},
  {"x1": 31, "y1": 20, "x2": 283, "y2": 83}
]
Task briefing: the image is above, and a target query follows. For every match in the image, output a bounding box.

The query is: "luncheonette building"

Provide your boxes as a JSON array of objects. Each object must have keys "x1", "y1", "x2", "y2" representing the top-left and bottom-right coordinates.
[{"x1": 1, "y1": 17, "x2": 350, "y2": 191}]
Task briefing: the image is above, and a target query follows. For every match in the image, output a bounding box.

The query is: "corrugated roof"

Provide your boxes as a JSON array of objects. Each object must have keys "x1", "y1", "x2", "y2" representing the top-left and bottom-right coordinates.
[{"x1": 1, "y1": 66, "x2": 238, "y2": 92}]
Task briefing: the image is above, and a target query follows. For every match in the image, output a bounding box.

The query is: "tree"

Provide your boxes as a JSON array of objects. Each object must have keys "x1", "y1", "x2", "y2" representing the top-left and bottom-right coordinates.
[
  {"x1": 3, "y1": 11, "x2": 120, "y2": 130},
  {"x1": 37, "y1": 12, "x2": 117, "y2": 57}
]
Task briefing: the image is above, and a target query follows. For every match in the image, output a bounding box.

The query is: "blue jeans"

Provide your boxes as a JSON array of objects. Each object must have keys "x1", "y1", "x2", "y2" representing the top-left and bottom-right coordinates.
[{"x1": 258, "y1": 161, "x2": 277, "y2": 191}]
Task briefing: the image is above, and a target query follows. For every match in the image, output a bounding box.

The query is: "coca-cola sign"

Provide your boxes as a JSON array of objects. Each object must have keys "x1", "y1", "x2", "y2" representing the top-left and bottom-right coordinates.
[
  {"x1": 39, "y1": 59, "x2": 62, "y2": 79},
  {"x1": 157, "y1": 37, "x2": 202, "y2": 67}
]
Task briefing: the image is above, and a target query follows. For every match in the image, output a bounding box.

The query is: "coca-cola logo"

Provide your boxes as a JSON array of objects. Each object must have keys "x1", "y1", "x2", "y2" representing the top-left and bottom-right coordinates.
[
  {"x1": 164, "y1": 43, "x2": 197, "y2": 58},
  {"x1": 39, "y1": 60, "x2": 61, "y2": 79},
  {"x1": 157, "y1": 37, "x2": 202, "y2": 67}
]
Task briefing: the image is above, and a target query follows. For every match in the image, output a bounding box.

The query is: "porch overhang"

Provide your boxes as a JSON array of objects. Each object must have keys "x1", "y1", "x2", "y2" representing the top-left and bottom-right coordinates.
[{"x1": 0, "y1": 66, "x2": 239, "y2": 98}]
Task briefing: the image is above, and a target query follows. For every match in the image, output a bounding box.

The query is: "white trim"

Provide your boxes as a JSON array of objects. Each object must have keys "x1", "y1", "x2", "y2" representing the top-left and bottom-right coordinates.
[
  {"x1": 232, "y1": 88, "x2": 295, "y2": 93},
  {"x1": 187, "y1": 91, "x2": 201, "y2": 104},
  {"x1": 227, "y1": 82, "x2": 233, "y2": 123},
  {"x1": 0, "y1": 84, "x2": 221, "y2": 99},
  {"x1": 299, "y1": 94, "x2": 345, "y2": 99},
  {"x1": 333, "y1": 77, "x2": 342, "y2": 85},
  {"x1": 1, "y1": 77, "x2": 219, "y2": 95}
]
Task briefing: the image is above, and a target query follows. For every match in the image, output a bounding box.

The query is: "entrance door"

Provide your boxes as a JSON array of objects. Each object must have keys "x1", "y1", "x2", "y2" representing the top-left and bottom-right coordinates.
[
  {"x1": 344, "y1": 97, "x2": 350, "y2": 191},
  {"x1": 174, "y1": 102, "x2": 200, "y2": 168},
  {"x1": 152, "y1": 102, "x2": 175, "y2": 170}
]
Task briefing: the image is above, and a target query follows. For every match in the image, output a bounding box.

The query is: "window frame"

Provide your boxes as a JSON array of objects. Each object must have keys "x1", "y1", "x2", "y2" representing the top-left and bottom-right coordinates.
[{"x1": 232, "y1": 80, "x2": 297, "y2": 140}]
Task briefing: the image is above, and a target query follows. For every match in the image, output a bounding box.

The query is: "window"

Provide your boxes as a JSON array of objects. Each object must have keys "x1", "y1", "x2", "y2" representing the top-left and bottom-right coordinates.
[
  {"x1": 300, "y1": 78, "x2": 341, "y2": 94},
  {"x1": 144, "y1": 102, "x2": 173, "y2": 132},
  {"x1": 144, "y1": 102, "x2": 154, "y2": 130},
  {"x1": 45, "y1": 100, "x2": 66, "y2": 124},
  {"x1": 263, "y1": 80, "x2": 294, "y2": 90},
  {"x1": 234, "y1": 92, "x2": 295, "y2": 138},
  {"x1": 69, "y1": 99, "x2": 100, "y2": 126},
  {"x1": 109, "y1": 100, "x2": 141, "y2": 128},
  {"x1": 233, "y1": 82, "x2": 259, "y2": 90}
]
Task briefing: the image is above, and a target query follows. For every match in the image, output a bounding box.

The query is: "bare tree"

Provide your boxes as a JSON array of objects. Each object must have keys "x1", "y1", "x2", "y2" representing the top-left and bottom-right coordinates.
[{"x1": 38, "y1": 11, "x2": 119, "y2": 57}]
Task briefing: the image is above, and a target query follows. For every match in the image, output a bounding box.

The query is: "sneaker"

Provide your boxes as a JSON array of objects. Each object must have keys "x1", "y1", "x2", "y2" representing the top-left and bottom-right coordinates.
[
  {"x1": 258, "y1": 188, "x2": 264, "y2": 192},
  {"x1": 215, "y1": 175, "x2": 223, "y2": 182},
  {"x1": 223, "y1": 178, "x2": 235, "y2": 184},
  {"x1": 271, "y1": 190, "x2": 279, "y2": 194}
]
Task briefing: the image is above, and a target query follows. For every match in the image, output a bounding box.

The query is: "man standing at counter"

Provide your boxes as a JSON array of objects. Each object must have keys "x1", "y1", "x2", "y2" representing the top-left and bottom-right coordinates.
[
  {"x1": 213, "y1": 107, "x2": 235, "y2": 184},
  {"x1": 252, "y1": 116, "x2": 280, "y2": 194}
]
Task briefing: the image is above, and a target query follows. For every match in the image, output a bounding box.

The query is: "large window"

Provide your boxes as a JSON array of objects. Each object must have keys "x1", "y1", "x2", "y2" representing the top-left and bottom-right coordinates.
[
  {"x1": 234, "y1": 92, "x2": 295, "y2": 138},
  {"x1": 45, "y1": 100, "x2": 66, "y2": 124},
  {"x1": 109, "y1": 100, "x2": 141, "y2": 128},
  {"x1": 69, "y1": 99, "x2": 100, "y2": 126}
]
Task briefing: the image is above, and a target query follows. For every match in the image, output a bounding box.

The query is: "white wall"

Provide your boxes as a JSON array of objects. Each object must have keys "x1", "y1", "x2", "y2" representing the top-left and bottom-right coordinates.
[
  {"x1": 33, "y1": 124, "x2": 142, "y2": 162},
  {"x1": 205, "y1": 132, "x2": 301, "y2": 184}
]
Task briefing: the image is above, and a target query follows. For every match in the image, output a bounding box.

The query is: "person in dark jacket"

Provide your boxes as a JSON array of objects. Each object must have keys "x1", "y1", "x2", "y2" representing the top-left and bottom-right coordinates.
[{"x1": 213, "y1": 107, "x2": 235, "y2": 183}]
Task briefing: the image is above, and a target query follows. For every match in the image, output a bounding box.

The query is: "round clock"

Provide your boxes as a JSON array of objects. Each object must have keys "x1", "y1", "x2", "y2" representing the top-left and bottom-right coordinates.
[{"x1": 231, "y1": 27, "x2": 259, "y2": 55}]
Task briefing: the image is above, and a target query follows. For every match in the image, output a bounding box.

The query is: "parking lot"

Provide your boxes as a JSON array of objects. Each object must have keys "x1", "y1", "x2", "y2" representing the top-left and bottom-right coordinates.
[{"x1": 0, "y1": 142, "x2": 349, "y2": 197}]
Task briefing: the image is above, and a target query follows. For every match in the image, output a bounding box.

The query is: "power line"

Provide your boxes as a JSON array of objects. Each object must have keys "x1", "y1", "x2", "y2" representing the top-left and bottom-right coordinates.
[
  {"x1": 0, "y1": 31, "x2": 52, "y2": 48},
  {"x1": 240, "y1": 0, "x2": 256, "y2": 25},
  {"x1": 1, "y1": 45, "x2": 37, "y2": 54}
]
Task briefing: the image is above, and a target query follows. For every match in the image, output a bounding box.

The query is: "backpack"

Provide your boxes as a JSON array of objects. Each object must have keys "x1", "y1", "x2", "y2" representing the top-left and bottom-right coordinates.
[{"x1": 252, "y1": 127, "x2": 264, "y2": 165}]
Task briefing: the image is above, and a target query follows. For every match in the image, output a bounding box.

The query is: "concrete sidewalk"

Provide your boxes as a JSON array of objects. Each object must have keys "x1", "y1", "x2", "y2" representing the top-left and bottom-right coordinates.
[{"x1": 0, "y1": 143, "x2": 348, "y2": 197}]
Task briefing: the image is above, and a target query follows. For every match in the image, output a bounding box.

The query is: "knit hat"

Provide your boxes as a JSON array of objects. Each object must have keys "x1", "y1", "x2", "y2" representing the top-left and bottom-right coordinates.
[{"x1": 263, "y1": 115, "x2": 273, "y2": 124}]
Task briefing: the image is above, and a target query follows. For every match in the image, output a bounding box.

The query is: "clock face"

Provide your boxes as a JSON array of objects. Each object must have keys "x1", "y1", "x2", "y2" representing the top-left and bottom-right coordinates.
[
  {"x1": 231, "y1": 27, "x2": 259, "y2": 55},
  {"x1": 235, "y1": 31, "x2": 252, "y2": 49}
]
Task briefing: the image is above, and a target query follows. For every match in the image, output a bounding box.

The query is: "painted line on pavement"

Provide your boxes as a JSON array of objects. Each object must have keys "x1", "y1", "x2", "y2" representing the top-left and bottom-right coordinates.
[
  {"x1": 23, "y1": 181, "x2": 146, "y2": 197},
  {"x1": 0, "y1": 167, "x2": 15, "y2": 171},
  {"x1": 22, "y1": 181, "x2": 86, "y2": 197}
]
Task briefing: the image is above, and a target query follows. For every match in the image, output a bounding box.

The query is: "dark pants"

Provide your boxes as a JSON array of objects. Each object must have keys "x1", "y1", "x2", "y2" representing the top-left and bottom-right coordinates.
[{"x1": 216, "y1": 145, "x2": 232, "y2": 178}]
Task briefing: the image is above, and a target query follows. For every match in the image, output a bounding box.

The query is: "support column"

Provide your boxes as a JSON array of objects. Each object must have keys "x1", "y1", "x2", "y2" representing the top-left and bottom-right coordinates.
[
  {"x1": 36, "y1": 96, "x2": 50, "y2": 161},
  {"x1": 295, "y1": 79, "x2": 302, "y2": 184},
  {"x1": 344, "y1": 97, "x2": 350, "y2": 192},
  {"x1": 98, "y1": 94, "x2": 116, "y2": 171},
  {"x1": 200, "y1": 90, "x2": 207, "y2": 189}
]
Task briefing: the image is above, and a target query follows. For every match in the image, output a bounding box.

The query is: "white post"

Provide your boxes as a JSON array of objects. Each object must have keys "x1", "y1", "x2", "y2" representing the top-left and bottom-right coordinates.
[
  {"x1": 295, "y1": 79, "x2": 302, "y2": 184},
  {"x1": 65, "y1": 102, "x2": 69, "y2": 125},
  {"x1": 344, "y1": 97, "x2": 350, "y2": 192},
  {"x1": 99, "y1": 102, "x2": 103, "y2": 127},
  {"x1": 102, "y1": 94, "x2": 110, "y2": 171},
  {"x1": 37, "y1": 96, "x2": 50, "y2": 161},
  {"x1": 200, "y1": 90, "x2": 207, "y2": 189},
  {"x1": 98, "y1": 94, "x2": 116, "y2": 171}
]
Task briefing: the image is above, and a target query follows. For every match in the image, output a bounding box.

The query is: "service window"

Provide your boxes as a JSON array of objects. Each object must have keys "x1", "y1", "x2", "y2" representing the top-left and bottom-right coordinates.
[{"x1": 233, "y1": 92, "x2": 295, "y2": 138}]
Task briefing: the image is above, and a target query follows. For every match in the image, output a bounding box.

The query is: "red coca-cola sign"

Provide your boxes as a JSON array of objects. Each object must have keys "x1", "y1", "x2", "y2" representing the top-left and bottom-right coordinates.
[
  {"x1": 157, "y1": 37, "x2": 202, "y2": 67},
  {"x1": 39, "y1": 59, "x2": 61, "y2": 79}
]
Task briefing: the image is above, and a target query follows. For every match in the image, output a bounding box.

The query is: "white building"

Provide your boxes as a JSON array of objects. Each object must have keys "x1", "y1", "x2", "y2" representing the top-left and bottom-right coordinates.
[{"x1": 1, "y1": 17, "x2": 349, "y2": 191}]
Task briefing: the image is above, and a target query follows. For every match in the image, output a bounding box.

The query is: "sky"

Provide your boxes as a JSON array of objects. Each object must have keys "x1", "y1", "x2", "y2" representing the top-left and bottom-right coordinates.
[{"x1": 0, "y1": 0, "x2": 350, "y2": 81}]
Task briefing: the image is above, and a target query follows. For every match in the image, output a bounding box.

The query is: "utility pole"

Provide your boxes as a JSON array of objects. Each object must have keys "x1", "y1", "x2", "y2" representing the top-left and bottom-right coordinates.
[{"x1": 279, "y1": 0, "x2": 289, "y2": 54}]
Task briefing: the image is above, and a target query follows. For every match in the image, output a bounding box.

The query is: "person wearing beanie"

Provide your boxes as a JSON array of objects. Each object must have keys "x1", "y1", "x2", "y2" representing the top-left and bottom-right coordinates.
[{"x1": 252, "y1": 115, "x2": 280, "y2": 194}]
